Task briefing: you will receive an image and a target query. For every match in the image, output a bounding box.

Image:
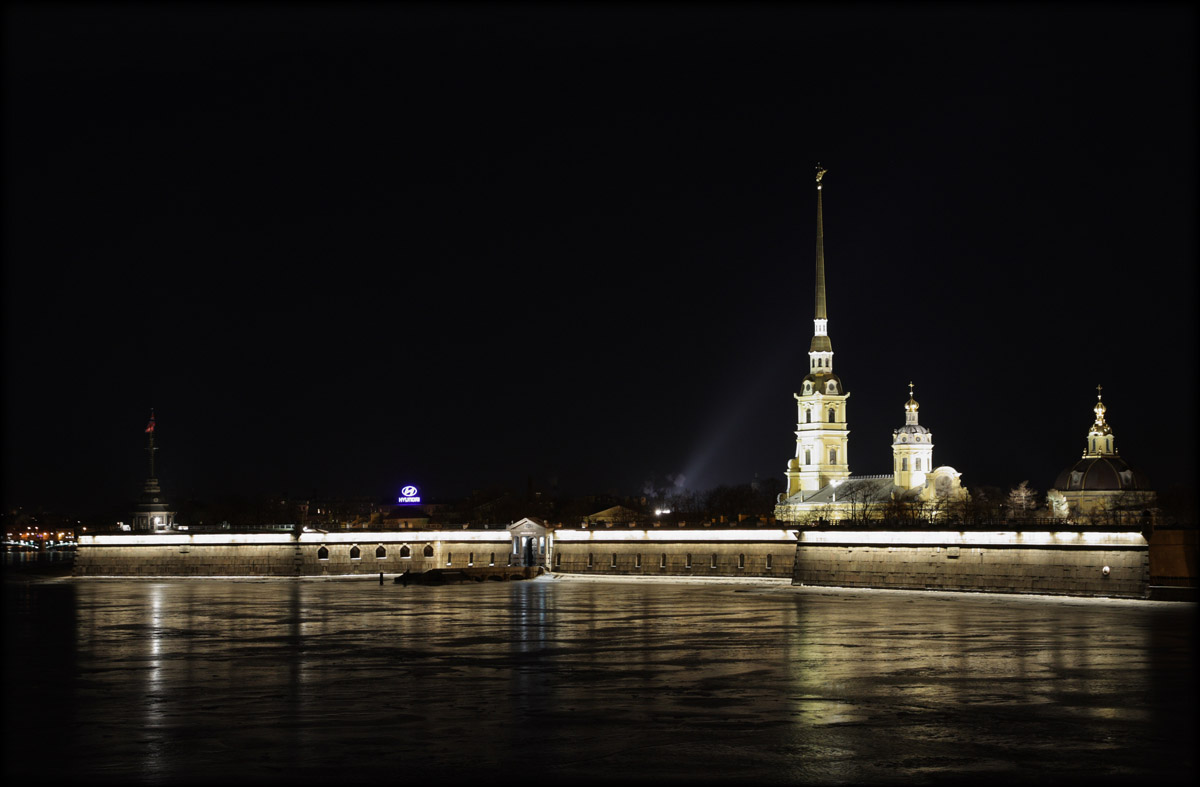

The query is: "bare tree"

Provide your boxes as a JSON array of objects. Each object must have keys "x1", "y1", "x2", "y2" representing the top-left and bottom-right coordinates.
[{"x1": 1007, "y1": 481, "x2": 1038, "y2": 521}]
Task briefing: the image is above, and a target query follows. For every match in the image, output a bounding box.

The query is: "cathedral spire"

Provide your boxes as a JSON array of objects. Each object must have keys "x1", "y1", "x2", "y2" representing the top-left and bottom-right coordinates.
[
  {"x1": 814, "y1": 164, "x2": 827, "y2": 322},
  {"x1": 809, "y1": 165, "x2": 833, "y2": 367}
]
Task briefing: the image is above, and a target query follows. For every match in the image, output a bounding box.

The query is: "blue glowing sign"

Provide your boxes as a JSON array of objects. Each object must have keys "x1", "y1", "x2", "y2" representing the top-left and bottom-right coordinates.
[{"x1": 398, "y1": 485, "x2": 421, "y2": 504}]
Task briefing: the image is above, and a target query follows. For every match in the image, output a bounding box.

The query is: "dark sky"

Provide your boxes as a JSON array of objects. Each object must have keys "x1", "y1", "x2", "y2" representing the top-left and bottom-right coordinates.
[{"x1": 3, "y1": 3, "x2": 1196, "y2": 513}]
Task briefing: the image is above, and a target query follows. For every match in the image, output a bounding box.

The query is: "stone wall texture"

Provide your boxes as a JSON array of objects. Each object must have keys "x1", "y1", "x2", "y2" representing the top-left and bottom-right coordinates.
[
  {"x1": 73, "y1": 535, "x2": 514, "y2": 578},
  {"x1": 792, "y1": 541, "x2": 1148, "y2": 597},
  {"x1": 1148, "y1": 528, "x2": 1198, "y2": 586},
  {"x1": 551, "y1": 540, "x2": 795, "y2": 578}
]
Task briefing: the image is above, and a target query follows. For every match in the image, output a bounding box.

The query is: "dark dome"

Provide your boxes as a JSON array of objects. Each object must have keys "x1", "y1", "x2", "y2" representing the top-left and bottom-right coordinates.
[
  {"x1": 894, "y1": 424, "x2": 930, "y2": 435},
  {"x1": 1053, "y1": 456, "x2": 1150, "y2": 492},
  {"x1": 801, "y1": 372, "x2": 844, "y2": 395}
]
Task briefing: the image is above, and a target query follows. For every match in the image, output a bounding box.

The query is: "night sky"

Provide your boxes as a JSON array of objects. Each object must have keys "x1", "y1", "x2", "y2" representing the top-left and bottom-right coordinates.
[{"x1": 3, "y1": 4, "x2": 1195, "y2": 514}]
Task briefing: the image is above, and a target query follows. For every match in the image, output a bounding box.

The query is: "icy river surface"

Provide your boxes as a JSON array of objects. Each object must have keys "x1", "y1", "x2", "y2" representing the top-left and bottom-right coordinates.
[{"x1": 3, "y1": 575, "x2": 1195, "y2": 785}]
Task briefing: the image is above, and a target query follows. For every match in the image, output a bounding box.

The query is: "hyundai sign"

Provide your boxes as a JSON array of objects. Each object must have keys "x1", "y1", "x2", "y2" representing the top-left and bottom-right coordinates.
[{"x1": 398, "y1": 485, "x2": 421, "y2": 504}]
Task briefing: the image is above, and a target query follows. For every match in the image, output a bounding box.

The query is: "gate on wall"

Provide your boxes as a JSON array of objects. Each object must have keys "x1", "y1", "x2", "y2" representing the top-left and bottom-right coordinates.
[{"x1": 507, "y1": 517, "x2": 551, "y2": 567}]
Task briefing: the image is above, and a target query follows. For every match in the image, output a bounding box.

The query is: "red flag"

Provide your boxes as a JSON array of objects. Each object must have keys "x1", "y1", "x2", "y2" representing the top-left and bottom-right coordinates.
[{"x1": 145, "y1": 414, "x2": 155, "y2": 433}]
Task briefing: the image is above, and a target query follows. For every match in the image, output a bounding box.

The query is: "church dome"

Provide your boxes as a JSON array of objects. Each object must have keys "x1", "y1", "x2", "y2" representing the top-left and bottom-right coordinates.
[
  {"x1": 893, "y1": 424, "x2": 930, "y2": 435},
  {"x1": 1052, "y1": 456, "x2": 1150, "y2": 492}
]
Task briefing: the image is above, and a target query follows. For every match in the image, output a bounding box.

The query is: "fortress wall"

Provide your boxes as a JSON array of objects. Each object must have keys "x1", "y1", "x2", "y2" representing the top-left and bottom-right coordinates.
[
  {"x1": 793, "y1": 530, "x2": 1149, "y2": 598},
  {"x1": 551, "y1": 538, "x2": 795, "y2": 578},
  {"x1": 75, "y1": 532, "x2": 513, "y2": 577},
  {"x1": 74, "y1": 528, "x2": 1151, "y2": 598}
]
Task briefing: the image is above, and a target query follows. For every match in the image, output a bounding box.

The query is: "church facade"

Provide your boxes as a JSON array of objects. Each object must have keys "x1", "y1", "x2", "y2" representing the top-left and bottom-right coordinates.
[{"x1": 775, "y1": 168, "x2": 966, "y2": 524}]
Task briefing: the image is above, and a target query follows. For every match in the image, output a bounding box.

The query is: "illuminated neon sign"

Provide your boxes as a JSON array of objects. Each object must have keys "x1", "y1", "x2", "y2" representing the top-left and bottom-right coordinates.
[{"x1": 398, "y1": 485, "x2": 421, "y2": 504}]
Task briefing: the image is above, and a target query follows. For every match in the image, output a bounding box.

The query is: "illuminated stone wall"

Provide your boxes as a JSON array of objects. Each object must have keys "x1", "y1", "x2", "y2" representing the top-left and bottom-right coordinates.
[
  {"x1": 551, "y1": 540, "x2": 795, "y2": 578},
  {"x1": 74, "y1": 528, "x2": 1152, "y2": 598},
  {"x1": 74, "y1": 532, "x2": 514, "y2": 577},
  {"x1": 792, "y1": 530, "x2": 1149, "y2": 598}
]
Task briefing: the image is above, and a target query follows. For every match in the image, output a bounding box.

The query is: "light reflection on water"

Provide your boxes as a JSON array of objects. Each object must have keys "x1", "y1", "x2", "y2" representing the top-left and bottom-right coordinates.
[{"x1": 3, "y1": 579, "x2": 1195, "y2": 785}]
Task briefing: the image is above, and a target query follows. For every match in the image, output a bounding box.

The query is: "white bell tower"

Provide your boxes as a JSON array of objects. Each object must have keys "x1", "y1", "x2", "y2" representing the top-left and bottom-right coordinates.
[{"x1": 892, "y1": 383, "x2": 933, "y2": 490}]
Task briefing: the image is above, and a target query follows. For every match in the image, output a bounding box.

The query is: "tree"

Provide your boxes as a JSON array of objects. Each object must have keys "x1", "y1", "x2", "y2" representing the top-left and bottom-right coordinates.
[{"x1": 1007, "y1": 481, "x2": 1038, "y2": 521}]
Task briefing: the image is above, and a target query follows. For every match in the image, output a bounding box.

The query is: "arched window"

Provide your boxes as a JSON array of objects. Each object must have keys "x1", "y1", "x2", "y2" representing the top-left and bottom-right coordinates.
[
  {"x1": 685, "y1": 553, "x2": 692, "y2": 569},
  {"x1": 828, "y1": 408, "x2": 836, "y2": 423},
  {"x1": 489, "y1": 552, "x2": 495, "y2": 566},
  {"x1": 400, "y1": 545, "x2": 411, "y2": 558},
  {"x1": 902, "y1": 457, "x2": 908, "y2": 471},
  {"x1": 587, "y1": 553, "x2": 594, "y2": 568},
  {"x1": 635, "y1": 554, "x2": 642, "y2": 568},
  {"x1": 660, "y1": 553, "x2": 667, "y2": 568},
  {"x1": 317, "y1": 546, "x2": 329, "y2": 561},
  {"x1": 555, "y1": 552, "x2": 561, "y2": 568},
  {"x1": 806, "y1": 410, "x2": 812, "y2": 423},
  {"x1": 766, "y1": 554, "x2": 773, "y2": 570},
  {"x1": 710, "y1": 553, "x2": 717, "y2": 568},
  {"x1": 804, "y1": 449, "x2": 811, "y2": 465},
  {"x1": 423, "y1": 544, "x2": 434, "y2": 558},
  {"x1": 915, "y1": 458, "x2": 922, "y2": 471},
  {"x1": 468, "y1": 552, "x2": 474, "y2": 566},
  {"x1": 376, "y1": 545, "x2": 387, "y2": 559},
  {"x1": 610, "y1": 554, "x2": 617, "y2": 568},
  {"x1": 446, "y1": 552, "x2": 453, "y2": 565},
  {"x1": 738, "y1": 554, "x2": 745, "y2": 569},
  {"x1": 829, "y1": 449, "x2": 837, "y2": 464},
  {"x1": 349, "y1": 545, "x2": 361, "y2": 560}
]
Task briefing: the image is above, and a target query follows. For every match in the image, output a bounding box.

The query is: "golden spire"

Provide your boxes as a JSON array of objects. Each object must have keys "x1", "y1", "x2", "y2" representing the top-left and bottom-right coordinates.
[
  {"x1": 906, "y1": 381, "x2": 919, "y2": 412},
  {"x1": 1093, "y1": 384, "x2": 1108, "y2": 427},
  {"x1": 813, "y1": 164, "x2": 828, "y2": 323}
]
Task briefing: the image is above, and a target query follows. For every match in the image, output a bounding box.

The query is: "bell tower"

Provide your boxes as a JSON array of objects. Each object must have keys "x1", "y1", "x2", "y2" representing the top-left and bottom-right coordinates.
[
  {"x1": 786, "y1": 165, "x2": 850, "y2": 498},
  {"x1": 892, "y1": 383, "x2": 933, "y2": 490}
]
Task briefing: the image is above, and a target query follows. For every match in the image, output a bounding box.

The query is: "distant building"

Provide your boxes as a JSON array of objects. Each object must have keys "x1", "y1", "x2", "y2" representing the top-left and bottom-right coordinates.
[
  {"x1": 131, "y1": 411, "x2": 175, "y2": 533},
  {"x1": 584, "y1": 505, "x2": 644, "y2": 527},
  {"x1": 1047, "y1": 388, "x2": 1155, "y2": 525},
  {"x1": 381, "y1": 506, "x2": 431, "y2": 529}
]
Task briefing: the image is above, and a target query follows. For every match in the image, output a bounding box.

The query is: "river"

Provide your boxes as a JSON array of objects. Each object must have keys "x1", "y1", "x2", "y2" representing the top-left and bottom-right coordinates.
[{"x1": 3, "y1": 576, "x2": 1194, "y2": 785}]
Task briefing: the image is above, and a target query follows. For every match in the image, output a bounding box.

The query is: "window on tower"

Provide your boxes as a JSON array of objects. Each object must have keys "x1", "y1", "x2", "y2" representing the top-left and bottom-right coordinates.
[
  {"x1": 805, "y1": 449, "x2": 811, "y2": 465},
  {"x1": 828, "y1": 408, "x2": 835, "y2": 422},
  {"x1": 915, "y1": 458, "x2": 922, "y2": 471},
  {"x1": 829, "y1": 449, "x2": 837, "y2": 464},
  {"x1": 902, "y1": 457, "x2": 908, "y2": 471}
]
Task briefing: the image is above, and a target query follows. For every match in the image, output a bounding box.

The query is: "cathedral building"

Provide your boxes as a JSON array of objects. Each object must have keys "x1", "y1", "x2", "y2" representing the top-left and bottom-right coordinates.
[
  {"x1": 775, "y1": 168, "x2": 966, "y2": 524},
  {"x1": 1047, "y1": 388, "x2": 1155, "y2": 525}
]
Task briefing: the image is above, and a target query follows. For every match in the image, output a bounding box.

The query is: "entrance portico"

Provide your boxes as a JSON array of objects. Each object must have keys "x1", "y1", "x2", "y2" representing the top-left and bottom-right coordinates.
[{"x1": 508, "y1": 517, "x2": 551, "y2": 567}]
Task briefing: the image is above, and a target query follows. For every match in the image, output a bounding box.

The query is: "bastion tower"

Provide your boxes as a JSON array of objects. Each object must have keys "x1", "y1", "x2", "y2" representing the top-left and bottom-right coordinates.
[{"x1": 784, "y1": 165, "x2": 850, "y2": 499}]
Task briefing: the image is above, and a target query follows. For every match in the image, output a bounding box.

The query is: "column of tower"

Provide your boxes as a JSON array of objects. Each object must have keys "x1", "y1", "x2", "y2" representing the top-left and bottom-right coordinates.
[
  {"x1": 133, "y1": 410, "x2": 175, "y2": 533},
  {"x1": 786, "y1": 165, "x2": 850, "y2": 498}
]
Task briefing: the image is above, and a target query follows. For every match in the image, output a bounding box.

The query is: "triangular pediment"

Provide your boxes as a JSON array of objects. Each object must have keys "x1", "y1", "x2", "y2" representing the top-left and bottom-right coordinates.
[{"x1": 507, "y1": 516, "x2": 548, "y2": 535}]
